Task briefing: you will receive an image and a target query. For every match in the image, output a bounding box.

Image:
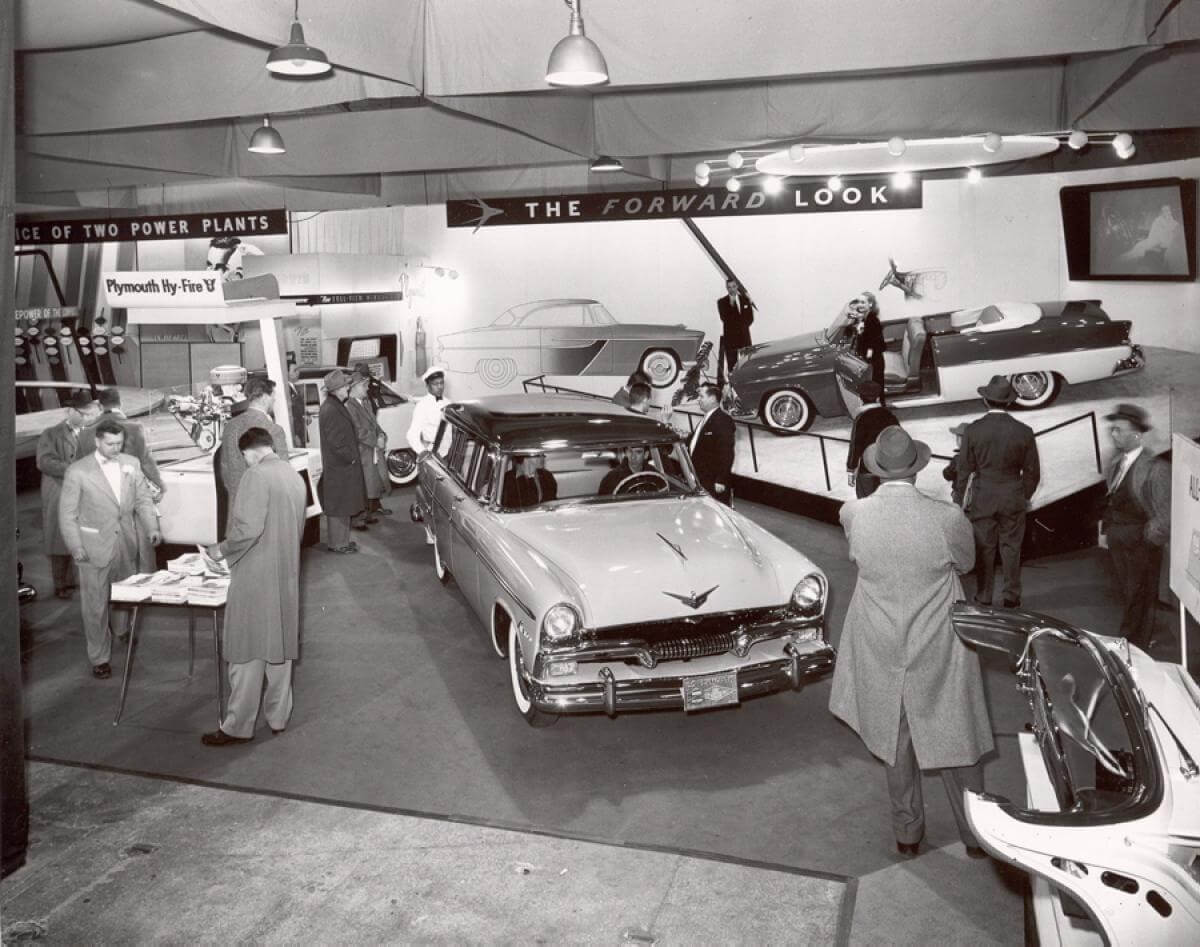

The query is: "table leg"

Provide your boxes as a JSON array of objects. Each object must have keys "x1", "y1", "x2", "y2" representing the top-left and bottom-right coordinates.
[
  {"x1": 113, "y1": 605, "x2": 141, "y2": 726},
  {"x1": 213, "y1": 609, "x2": 224, "y2": 727},
  {"x1": 187, "y1": 608, "x2": 196, "y2": 677}
]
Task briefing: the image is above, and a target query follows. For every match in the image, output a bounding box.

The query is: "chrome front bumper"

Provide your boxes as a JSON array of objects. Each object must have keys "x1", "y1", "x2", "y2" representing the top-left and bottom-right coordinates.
[
  {"x1": 1113, "y1": 344, "x2": 1145, "y2": 375},
  {"x1": 529, "y1": 643, "x2": 835, "y2": 716}
]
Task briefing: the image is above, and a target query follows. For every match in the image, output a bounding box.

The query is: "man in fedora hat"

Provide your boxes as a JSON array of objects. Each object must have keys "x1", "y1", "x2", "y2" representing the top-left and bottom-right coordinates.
[
  {"x1": 318, "y1": 369, "x2": 367, "y2": 553},
  {"x1": 1101, "y1": 403, "x2": 1170, "y2": 648},
  {"x1": 407, "y1": 365, "x2": 448, "y2": 456},
  {"x1": 954, "y1": 375, "x2": 1040, "y2": 608},
  {"x1": 830, "y1": 425, "x2": 991, "y2": 859},
  {"x1": 845, "y1": 380, "x2": 898, "y2": 498}
]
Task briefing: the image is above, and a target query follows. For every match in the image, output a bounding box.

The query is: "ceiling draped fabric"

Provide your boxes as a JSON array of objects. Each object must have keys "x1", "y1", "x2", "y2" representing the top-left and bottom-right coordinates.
[{"x1": 12, "y1": 0, "x2": 1200, "y2": 211}]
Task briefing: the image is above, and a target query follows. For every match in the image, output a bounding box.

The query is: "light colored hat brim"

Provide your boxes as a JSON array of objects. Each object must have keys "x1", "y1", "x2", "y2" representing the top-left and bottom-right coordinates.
[{"x1": 863, "y1": 440, "x2": 932, "y2": 480}]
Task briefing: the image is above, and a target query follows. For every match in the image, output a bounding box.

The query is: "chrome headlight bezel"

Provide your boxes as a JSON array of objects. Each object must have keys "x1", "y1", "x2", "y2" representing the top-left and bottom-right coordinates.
[
  {"x1": 541, "y1": 603, "x2": 582, "y2": 644},
  {"x1": 789, "y1": 572, "x2": 827, "y2": 619}
]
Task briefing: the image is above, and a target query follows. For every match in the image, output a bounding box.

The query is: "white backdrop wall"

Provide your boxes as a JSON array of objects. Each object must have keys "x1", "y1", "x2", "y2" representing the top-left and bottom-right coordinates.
[{"x1": 303, "y1": 158, "x2": 1200, "y2": 399}]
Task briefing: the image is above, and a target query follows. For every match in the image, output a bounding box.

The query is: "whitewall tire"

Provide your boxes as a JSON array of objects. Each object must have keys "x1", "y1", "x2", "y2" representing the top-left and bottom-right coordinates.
[
  {"x1": 639, "y1": 349, "x2": 681, "y2": 388},
  {"x1": 1009, "y1": 371, "x2": 1061, "y2": 410},
  {"x1": 508, "y1": 623, "x2": 558, "y2": 727},
  {"x1": 761, "y1": 388, "x2": 815, "y2": 434},
  {"x1": 387, "y1": 448, "x2": 419, "y2": 485}
]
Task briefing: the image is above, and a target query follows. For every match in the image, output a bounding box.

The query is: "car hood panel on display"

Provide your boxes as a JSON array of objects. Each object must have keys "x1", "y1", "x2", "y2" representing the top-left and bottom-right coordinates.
[
  {"x1": 498, "y1": 498, "x2": 798, "y2": 625},
  {"x1": 735, "y1": 331, "x2": 833, "y2": 375}
]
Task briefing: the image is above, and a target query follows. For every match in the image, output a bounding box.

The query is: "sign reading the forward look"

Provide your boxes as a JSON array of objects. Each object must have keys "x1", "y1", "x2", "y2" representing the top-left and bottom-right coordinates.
[{"x1": 447, "y1": 178, "x2": 920, "y2": 229}]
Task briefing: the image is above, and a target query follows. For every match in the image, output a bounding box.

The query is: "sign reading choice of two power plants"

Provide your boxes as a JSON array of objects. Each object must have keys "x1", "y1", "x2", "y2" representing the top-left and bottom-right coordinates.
[{"x1": 447, "y1": 177, "x2": 921, "y2": 229}]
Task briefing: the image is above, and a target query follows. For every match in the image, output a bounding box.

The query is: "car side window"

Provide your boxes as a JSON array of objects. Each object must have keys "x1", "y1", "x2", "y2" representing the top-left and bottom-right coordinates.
[
  {"x1": 304, "y1": 383, "x2": 321, "y2": 407},
  {"x1": 454, "y1": 438, "x2": 480, "y2": 486},
  {"x1": 471, "y1": 450, "x2": 497, "y2": 501}
]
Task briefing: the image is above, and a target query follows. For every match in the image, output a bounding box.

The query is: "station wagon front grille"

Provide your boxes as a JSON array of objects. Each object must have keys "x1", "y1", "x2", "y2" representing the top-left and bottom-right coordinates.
[{"x1": 649, "y1": 633, "x2": 735, "y2": 662}]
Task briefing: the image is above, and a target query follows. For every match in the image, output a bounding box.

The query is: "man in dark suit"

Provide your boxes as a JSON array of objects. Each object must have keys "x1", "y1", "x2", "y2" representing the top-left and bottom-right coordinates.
[
  {"x1": 716, "y1": 277, "x2": 754, "y2": 378},
  {"x1": 218, "y1": 377, "x2": 289, "y2": 531},
  {"x1": 1100, "y1": 403, "x2": 1170, "y2": 649},
  {"x1": 36, "y1": 392, "x2": 100, "y2": 598},
  {"x1": 955, "y1": 376, "x2": 1041, "y2": 608},
  {"x1": 500, "y1": 454, "x2": 558, "y2": 509},
  {"x1": 287, "y1": 363, "x2": 307, "y2": 447},
  {"x1": 689, "y1": 383, "x2": 735, "y2": 504},
  {"x1": 318, "y1": 369, "x2": 367, "y2": 553},
  {"x1": 845, "y1": 381, "x2": 898, "y2": 498}
]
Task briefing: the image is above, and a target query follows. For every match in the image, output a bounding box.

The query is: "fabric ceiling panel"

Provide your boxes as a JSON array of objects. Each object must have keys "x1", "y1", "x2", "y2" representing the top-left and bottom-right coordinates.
[
  {"x1": 1074, "y1": 42, "x2": 1200, "y2": 129},
  {"x1": 16, "y1": 0, "x2": 201, "y2": 50},
  {"x1": 1061, "y1": 48, "x2": 1157, "y2": 127},
  {"x1": 423, "y1": 0, "x2": 1158, "y2": 94},
  {"x1": 150, "y1": 0, "x2": 423, "y2": 85},
  {"x1": 594, "y1": 63, "x2": 1066, "y2": 156},
  {"x1": 428, "y1": 94, "x2": 595, "y2": 159},
  {"x1": 16, "y1": 153, "x2": 207, "y2": 195},
  {"x1": 21, "y1": 31, "x2": 417, "y2": 135}
]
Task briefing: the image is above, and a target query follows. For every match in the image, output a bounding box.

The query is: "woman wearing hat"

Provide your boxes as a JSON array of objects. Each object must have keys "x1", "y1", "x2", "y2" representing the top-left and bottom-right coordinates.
[
  {"x1": 830, "y1": 425, "x2": 992, "y2": 859},
  {"x1": 317, "y1": 369, "x2": 367, "y2": 553}
]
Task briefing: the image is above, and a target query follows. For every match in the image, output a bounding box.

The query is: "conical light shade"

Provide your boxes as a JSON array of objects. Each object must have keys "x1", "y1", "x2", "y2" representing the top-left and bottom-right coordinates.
[
  {"x1": 248, "y1": 118, "x2": 286, "y2": 155},
  {"x1": 546, "y1": 9, "x2": 608, "y2": 86},
  {"x1": 589, "y1": 155, "x2": 622, "y2": 172},
  {"x1": 266, "y1": 20, "x2": 331, "y2": 76}
]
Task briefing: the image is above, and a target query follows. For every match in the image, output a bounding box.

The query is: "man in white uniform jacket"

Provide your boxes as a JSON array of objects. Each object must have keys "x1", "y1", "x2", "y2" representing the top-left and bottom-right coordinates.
[{"x1": 407, "y1": 365, "x2": 448, "y2": 455}]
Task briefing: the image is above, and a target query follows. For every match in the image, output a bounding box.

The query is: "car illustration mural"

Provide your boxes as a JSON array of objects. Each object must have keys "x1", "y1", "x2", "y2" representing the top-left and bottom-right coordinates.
[
  {"x1": 952, "y1": 603, "x2": 1200, "y2": 944},
  {"x1": 410, "y1": 395, "x2": 834, "y2": 725},
  {"x1": 728, "y1": 300, "x2": 1144, "y2": 434},
  {"x1": 436, "y1": 299, "x2": 705, "y2": 390}
]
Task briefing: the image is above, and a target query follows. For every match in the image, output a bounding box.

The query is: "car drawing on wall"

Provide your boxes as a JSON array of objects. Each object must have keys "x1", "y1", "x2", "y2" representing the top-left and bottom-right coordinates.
[
  {"x1": 728, "y1": 300, "x2": 1144, "y2": 434},
  {"x1": 409, "y1": 395, "x2": 834, "y2": 725},
  {"x1": 951, "y1": 603, "x2": 1200, "y2": 944},
  {"x1": 287, "y1": 366, "x2": 420, "y2": 486},
  {"x1": 436, "y1": 299, "x2": 705, "y2": 390}
]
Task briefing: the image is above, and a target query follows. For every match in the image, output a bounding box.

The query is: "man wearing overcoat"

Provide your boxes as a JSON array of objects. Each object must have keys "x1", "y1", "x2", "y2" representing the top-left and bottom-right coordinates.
[
  {"x1": 218, "y1": 376, "x2": 289, "y2": 528},
  {"x1": 59, "y1": 419, "x2": 160, "y2": 678},
  {"x1": 201, "y1": 427, "x2": 306, "y2": 745},
  {"x1": 318, "y1": 369, "x2": 367, "y2": 553},
  {"x1": 954, "y1": 375, "x2": 1040, "y2": 607},
  {"x1": 830, "y1": 425, "x2": 992, "y2": 858},
  {"x1": 36, "y1": 391, "x2": 100, "y2": 598}
]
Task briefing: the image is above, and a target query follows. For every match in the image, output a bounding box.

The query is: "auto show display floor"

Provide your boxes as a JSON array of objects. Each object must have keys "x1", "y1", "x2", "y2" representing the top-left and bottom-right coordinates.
[{"x1": 8, "y1": 488, "x2": 1195, "y2": 944}]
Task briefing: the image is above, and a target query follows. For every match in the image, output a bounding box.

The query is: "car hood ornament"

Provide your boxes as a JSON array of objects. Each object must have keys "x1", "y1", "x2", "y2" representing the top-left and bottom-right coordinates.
[{"x1": 662, "y1": 585, "x2": 718, "y2": 610}]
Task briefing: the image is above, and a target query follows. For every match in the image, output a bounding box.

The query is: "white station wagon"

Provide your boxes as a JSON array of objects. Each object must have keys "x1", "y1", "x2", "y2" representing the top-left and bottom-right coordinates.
[{"x1": 411, "y1": 395, "x2": 835, "y2": 725}]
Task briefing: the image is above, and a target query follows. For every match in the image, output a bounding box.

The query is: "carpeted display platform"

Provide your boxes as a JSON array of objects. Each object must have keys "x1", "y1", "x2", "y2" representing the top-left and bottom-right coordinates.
[{"x1": 18, "y1": 486, "x2": 1184, "y2": 943}]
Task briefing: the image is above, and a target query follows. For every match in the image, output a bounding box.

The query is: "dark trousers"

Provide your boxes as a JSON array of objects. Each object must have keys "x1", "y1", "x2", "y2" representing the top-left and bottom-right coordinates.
[
  {"x1": 884, "y1": 708, "x2": 984, "y2": 847},
  {"x1": 971, "y1": 509, "x2": 1025, "y2": 604},
  {"x1": 1107, "y1": 526, "x2": 1163, "y2": 649},
  {"x1": 49, "y1": 554, "x2": 75, "y2": 594}
]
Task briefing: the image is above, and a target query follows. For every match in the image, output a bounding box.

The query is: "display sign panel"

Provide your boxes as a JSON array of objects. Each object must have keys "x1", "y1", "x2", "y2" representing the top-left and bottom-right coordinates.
[
  {"x1": 15, "y1": 209, "x2": 288, "y2": 245},
  {"x1": 103, "y1": 271, "x2": 227, "y2": 308},
  {"x1": 1170, "y1": 434, "x2": 1200, "y2": 624},
  {"x1": 448, "y1": 178, "x2": 921, "y2": 228}
]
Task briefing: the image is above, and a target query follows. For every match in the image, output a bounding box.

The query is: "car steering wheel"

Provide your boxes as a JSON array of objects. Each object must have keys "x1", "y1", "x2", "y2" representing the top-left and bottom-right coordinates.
[{"x1": 614, "y1": 471, "x2": 669, "y2": 495}]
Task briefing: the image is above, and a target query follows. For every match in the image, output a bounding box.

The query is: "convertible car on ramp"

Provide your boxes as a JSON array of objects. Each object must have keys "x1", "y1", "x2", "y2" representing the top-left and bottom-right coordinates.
[{"x1": 728, "y1": 300, "x2": 1143, "y2": 433}]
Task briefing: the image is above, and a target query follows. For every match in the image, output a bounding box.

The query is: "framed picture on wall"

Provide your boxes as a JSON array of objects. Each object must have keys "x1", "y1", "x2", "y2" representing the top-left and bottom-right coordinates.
[{"x1": 1060, "y1": 177, "x2": 1197, "y2": 281}]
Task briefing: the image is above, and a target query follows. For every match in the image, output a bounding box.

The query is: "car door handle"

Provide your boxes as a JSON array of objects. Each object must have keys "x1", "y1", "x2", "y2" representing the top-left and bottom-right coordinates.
[
  {"x1": 435, "y1": 474, "x2": 446, "y2": 482},
  {"x1": 453, "y1": 495, "x2": 466, "y2": 505}
]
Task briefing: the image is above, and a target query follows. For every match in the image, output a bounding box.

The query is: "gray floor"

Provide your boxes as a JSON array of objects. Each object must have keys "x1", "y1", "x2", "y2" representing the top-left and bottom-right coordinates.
[{"x1": 6, "y1": 482, "x2": 1189, "y2": 944}]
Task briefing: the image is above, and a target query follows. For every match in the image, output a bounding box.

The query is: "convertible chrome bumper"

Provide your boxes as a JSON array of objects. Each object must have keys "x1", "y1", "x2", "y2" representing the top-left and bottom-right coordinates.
[
  {"x1": 528, "y1": 643, "x2": 835, "y2": 716},
  {"x1": 1113, "y1": 344, "x2": 1144, "y2": 375}
]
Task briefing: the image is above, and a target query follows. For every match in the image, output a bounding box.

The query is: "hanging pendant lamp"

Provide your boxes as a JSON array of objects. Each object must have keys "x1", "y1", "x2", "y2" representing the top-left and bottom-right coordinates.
[
  {"x1": 267, "y1": 0, "x2": 331, "y2": 76},
  {"x1": 546, "y1": 0, "x2": 608, "y2": 87},
  {"x1": 248, "y1": 117, "x2": 286, "y2": 155}
]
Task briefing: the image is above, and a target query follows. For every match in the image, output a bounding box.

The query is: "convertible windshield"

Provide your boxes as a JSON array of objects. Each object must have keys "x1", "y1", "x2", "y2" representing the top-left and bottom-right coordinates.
[
  {"x1": 817, "y1": 311, "x2": 853, "y2": 345},
  {"x1": 496, "y1": 441, "x2": 699, "y2": 511}
]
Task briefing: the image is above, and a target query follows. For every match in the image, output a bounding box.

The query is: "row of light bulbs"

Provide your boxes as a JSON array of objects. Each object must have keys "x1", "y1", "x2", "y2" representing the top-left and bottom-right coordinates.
[{"x1": 693, "y1": 132, "x2": 1137, "y2": 190}]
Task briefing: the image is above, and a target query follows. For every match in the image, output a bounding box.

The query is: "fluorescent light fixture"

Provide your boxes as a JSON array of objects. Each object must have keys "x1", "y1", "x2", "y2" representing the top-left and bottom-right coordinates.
[
  {"x1": 725, "y1": 176, "x2": 742, "y2": 193},
  {"x1": 266, "y1": 2, "x2": 331, "y2": 76},
  {"x1": 762, "y1": 176, "x2": 784, "y2": 195},
  {"x1": 1112, "y1": 133, "x2": 1135, "y2": 160},
  {"x1": 887, "y1": 137, "x2": 907, "y2": 157},
  {"x1": 546, "y1": 0, "x2": 608, "y2": 87},
  {"x1": 1067, "y1": 130, "x2": 1089, "y2": 151},
  {"x1": 827, "y1": 176, "x2": 842, "y2": 191},
  {"x1": 248, "y1": 117, "x2": 286, "y2": 154},
  {"x1": 891, "y1": 171, "x2": 913, "y2": 189},
  {"x1": 966, "y1": 167, "x2": 983, "y2": 183}
]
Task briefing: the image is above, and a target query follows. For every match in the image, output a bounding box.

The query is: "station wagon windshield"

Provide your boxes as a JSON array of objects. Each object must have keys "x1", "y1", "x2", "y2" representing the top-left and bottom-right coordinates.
[{"x1": 496, "y1": 441, "x2": 699, "y2": 511}]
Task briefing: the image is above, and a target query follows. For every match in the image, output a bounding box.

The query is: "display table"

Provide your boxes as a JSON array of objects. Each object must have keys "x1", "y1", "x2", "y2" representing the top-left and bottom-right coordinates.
[
  {"x1": 112, "y1": 602, "x2": 226, "y2": 727},
  {"x1": 110, "y1": 560, "x2": 230, "y2": 726}
]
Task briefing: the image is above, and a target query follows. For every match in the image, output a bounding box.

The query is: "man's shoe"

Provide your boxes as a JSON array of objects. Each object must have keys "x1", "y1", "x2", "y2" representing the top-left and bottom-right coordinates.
[
  {"x1": 91, "y1": 663, "x2": 112, "y2": 679},
  {"x1": 365, "y1": 515, "x2": 380, "y2": 524},
  {"x1": 373, "y1": 506, "x2": 393, "y2": 516},
  {"x1": 201, "y1": 729, "x2": 252, "y2": 746},
  {"x1": 352, "y1": 522, "x2": 370, "y2": 531},
  {"x1": 1001, "y1": 598, "x2": 1021, "y2": 609},
  {"x1": 965, "y1": 845, "x2": 988, "y2": 859},
  {"x1": 972, "y1": 595, "x2": 992, "y2": 607},
  {"x1": 896, "y1": 841, "x2": 920, "y2": 857},
  {"x1": 271, "y1": 728, "x2": 285, "y2": 736}
]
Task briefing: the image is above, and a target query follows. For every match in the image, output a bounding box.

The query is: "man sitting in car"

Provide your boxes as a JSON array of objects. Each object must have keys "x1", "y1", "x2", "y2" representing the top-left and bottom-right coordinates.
[
  {"x1": 500, "y1": 454, "x2": 557, "y2": 509},
  {"x1": 599, "y1": 446, "x2": 663, "y2": 495}
]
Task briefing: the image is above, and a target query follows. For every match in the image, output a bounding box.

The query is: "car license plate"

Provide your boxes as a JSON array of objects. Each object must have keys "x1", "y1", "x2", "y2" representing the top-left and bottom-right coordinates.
[{"x1": 682, "y1": 670, "x2": 739, "y2": 711}]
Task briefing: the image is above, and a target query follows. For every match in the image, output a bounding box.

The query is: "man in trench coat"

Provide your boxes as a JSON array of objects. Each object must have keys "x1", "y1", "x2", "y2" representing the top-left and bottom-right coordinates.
[
  {"x1": 318, "y1": 369, "x2": 367, "y2": 553},
  {"x1": 347, "y1": 373, "x2": 390, "y2": 527},
  {"x1": 201, "y1": 427, "x2": 306, "y2": 745},
  {"x1": 829, "y1": 425, "x2": 993, "y2": 858},
  {"x1": 37, "y1": 392, "x2": 100, "y2": 597}
]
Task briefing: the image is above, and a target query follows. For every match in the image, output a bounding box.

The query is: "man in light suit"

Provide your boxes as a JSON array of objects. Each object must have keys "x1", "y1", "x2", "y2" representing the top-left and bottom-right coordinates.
[
  {"x1": 1101, "y1": 403, "x2": 1171, "y2": 649},
  {"x1": 218, "y1": 377, "x2": 289, "y2": 531},
  {"x1": 59, "y1": 419, "x2": 160, "y2": 678},
  {"x1": 689, "y1": 383, "x2": 735, "y2": 505},
  {"x1": 36, "y1": 391, "x2": 100, "y2": 598},
  {"x1": 830, "y1": 425, "x2": 992, "y2": 859},
  {"x1": 954, "y1": 375, "x2": 1040, "y2": 608}
]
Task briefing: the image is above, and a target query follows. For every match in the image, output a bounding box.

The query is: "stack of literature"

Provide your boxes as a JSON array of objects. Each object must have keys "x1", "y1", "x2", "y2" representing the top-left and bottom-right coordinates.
[
  {"x1": 167, "y1": 553, "x2": 208, "y2": 576},
  {"x1": 148, "y1": 572, "x2": 190, "y2": 604},
  {"x1": 110, "y1": 573, "x2": 161, "y2": 603},
  {"x1": 187, "y1": 577, "x2": 230, "y2": 607}
]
